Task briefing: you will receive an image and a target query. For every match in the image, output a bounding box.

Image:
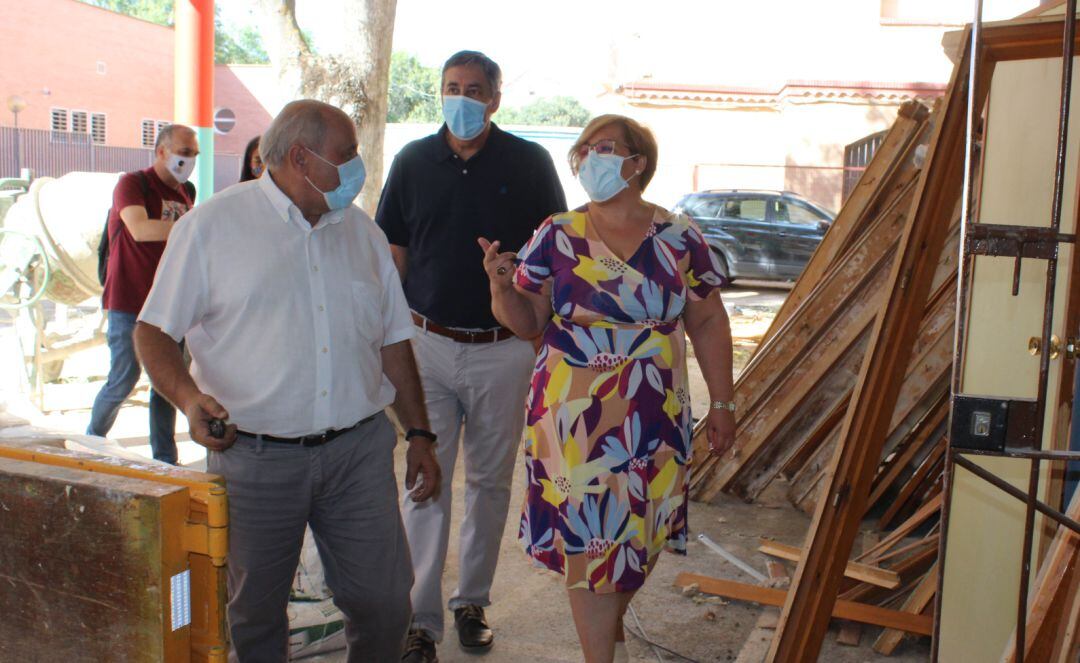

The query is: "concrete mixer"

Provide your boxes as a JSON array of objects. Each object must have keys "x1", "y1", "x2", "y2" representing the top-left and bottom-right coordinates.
[{"x1": 0, "y1": 172, "x2": 118, "y2": 405}]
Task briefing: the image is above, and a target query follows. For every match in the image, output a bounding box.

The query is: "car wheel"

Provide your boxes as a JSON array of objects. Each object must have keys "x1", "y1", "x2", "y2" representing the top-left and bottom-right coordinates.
[{"x1": 710, "y1": 248, "x2": 734, "y2": 287}]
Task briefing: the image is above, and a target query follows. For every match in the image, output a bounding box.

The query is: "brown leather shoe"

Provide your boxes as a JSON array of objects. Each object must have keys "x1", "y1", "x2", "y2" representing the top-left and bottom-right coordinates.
[
  {"x1": 454, "y1": 605, "x2": 494, "y2": 651},
  {"x1": 402, "y1": 628, "x2": 438, "y2": 662}
]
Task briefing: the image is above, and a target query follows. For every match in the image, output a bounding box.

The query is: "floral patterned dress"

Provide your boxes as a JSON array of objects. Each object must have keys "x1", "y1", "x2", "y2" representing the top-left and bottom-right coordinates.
[{"x1": 513, "y1": 205, "x2": 724, "y2": 593}]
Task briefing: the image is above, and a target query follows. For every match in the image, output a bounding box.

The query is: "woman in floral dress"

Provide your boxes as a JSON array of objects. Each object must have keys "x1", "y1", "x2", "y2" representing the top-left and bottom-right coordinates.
[{"x1": 479, "y1": 114, "x2": 736, "y2": 662}]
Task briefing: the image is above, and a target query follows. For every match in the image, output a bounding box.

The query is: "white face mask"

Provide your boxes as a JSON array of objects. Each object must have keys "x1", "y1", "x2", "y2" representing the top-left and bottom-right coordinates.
[{"x1": 167, "y1": 152, "x2": 196, "y2": 184}]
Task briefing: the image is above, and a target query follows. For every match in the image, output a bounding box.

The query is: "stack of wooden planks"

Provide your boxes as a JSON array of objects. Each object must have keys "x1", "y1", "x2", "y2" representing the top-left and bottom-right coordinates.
[
  {"x1": 689, "y1": 97, "x2": 954, "y2": 515},
  {"x1": 681, "y1": 95, "x2": 961, "y2": 654},
  {"x1": 684, "y1": 15, "x2": 1080, "y2": 661}
]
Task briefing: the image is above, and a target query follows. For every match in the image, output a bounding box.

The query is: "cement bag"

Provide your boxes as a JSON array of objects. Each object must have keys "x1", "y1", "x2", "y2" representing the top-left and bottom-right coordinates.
[
  {"x1": 292, "y1": 527, "x2": 332, "y2": 601},
  {"x1": 288, "y1": 528, "x2": 342, "y2": 658},
  {"x1": 288, "y1": 598, "x2": 347, "y2": 658}
]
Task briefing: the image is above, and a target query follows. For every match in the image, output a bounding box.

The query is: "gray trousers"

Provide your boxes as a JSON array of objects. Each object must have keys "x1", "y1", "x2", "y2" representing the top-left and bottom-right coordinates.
[
  {"x1": 402, "y1": 330, "x2": 535, "y2": 641},
  {"x1": 208, "y1": 413, "x2": 413, "y2": 662}
]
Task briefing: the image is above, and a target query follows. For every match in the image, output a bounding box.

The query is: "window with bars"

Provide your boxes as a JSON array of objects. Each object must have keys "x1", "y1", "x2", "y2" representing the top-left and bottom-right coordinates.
[
  {"x1": 71, "y1": 110, "x2": 89, "y2": 143},
  {"x1": 141, "y1": 119, "x2": 157, "y2": 147},
  {"x1": 141, "y1": 119, "x2": 171, "y2": 147},
  {"x1": 50, "y1": 108, "x2": 69, "y2": 143},
  {"x1": 71, "y1": 110, "x2": 88, "y2": 133},
  {"x1": 91, "y1": 113, "x2": 106, "y2": 144},
  {"x1": 50, "y1": 108, "x2": 68, "y2": 131}
]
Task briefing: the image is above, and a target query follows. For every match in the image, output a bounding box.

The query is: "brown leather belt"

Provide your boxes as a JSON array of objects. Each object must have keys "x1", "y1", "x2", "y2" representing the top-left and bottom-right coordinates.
[{"x1": 412, "y1": 312, "x2": 512, "y2": 344}]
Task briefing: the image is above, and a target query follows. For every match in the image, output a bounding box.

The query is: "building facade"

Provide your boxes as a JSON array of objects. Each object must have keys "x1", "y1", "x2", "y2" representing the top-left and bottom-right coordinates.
[
  {"x1": 590, "y1": 0, "x2": 1048, "y2": 211},
  {"x1": 0, "y1": 0, "x2": 272, "y2": 186}
]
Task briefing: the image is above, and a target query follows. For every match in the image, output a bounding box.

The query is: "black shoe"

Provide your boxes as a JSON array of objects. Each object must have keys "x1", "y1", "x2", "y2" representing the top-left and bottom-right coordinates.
[
  {"x1": 454, "y1": 605, "x2": 494, "y2": 651},
  {"x1": 402, "y1": 628, "x2": 438, "y2": 663}
]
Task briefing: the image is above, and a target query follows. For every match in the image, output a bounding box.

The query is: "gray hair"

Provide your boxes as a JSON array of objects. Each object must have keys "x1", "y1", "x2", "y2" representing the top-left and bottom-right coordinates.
[
  {"x1": 155, "y1": 123, "x2": 194, "y2": 150},
  {"x1": 260, "y1": 100, "x2": 336, "y2": 169},
  {"x1": 442, "y1": 50, "x2": 502, "y2": 94}
]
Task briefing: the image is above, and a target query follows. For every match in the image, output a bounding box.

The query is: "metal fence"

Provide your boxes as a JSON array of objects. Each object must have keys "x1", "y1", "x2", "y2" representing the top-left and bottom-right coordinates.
[{"x1": 0, "y1": 126, "x2": 241, "y2": 192}]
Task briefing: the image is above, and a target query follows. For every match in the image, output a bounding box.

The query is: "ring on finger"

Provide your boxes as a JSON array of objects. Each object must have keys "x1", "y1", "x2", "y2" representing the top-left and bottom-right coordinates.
[{"x1": 496, "y1": 266, "x2": 508, "y2": 275}]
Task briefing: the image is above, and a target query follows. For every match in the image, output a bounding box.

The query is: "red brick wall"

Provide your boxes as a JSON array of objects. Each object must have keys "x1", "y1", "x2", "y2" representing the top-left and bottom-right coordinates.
[
  {"x1": 0, "y1": 0, "x2": 175, "y2": 148},
  {"x1": 213, "y1": 65, "x2": 273, "y2": 155},
  {"x1": 0, "y1": 0, "x2": 273, "y2": 153}
]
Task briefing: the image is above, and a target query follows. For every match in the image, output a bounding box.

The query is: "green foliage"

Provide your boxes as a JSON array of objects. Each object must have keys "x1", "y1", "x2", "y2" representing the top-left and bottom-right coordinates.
[
  {"x1": 387, "y1": 52, "x2": 441, "y2": 123},
  {"x1": 82, "y1": 0, "x2": 173, "y2": 24},
  {"x1": 215, "y1": 23, "x2": 270, "y2": 64},
  {"x1": 80, "y1": 0, "x2": 269, "y2": 64},
  {"x1": 497, "y1": 96, "x2": 591, "y2": 128}
]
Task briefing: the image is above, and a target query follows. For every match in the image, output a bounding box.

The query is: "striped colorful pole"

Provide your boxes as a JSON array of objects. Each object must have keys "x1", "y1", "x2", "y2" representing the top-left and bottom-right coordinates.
[{"x1": 174, "y1": 0, "x2": 214, "y2": 204}]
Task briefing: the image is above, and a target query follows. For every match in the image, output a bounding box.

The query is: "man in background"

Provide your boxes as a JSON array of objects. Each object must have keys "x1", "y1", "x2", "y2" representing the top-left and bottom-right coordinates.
[
  {"x1": 87, "y1": 124, "x2": 198, "y2": 464},
  {"x1": 377, "y1": 50, "x2": 567, "y2": 662}
]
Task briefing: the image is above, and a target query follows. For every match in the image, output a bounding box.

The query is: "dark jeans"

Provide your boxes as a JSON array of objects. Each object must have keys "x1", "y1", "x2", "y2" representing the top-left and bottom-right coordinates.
[{"x1": 86, "y1": 309, "x2": 179, "y2": 464}]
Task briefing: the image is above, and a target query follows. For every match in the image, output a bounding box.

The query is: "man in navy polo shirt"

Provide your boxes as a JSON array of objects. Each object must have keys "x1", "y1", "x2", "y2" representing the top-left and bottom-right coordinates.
[
  {"x1": 376, "y1": 50, "x2": 567, "y2": 662},
  {"x1": 87, "y1": 124, "x2": 198, "y2": 464}
]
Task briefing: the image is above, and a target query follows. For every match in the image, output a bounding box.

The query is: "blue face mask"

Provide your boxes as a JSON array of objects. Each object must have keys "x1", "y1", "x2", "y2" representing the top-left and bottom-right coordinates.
[
  {"x1": 305, "y1": 147, "x2": 366, "y2": 210},
  {"x1": 442, "y1": 95, "x2": 489, "y2": 140},
  {"x1": 577, "y1": 152, "x2": 639, "y2": 203}
]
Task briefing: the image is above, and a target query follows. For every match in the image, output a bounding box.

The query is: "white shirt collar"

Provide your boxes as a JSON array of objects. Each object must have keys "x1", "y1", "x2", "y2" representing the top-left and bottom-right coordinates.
[{"x1": 258, "y1": 172, "x2": 347, "y2": 227}]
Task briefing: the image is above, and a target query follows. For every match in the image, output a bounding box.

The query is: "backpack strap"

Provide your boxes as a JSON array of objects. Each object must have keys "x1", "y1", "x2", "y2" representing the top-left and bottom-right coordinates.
[
  {"x1": 108, "y1": 170, "x2": 150, "y2": 245},
  {"x1": 182, "y1": 180, "x2": 196, "y2": 204}
]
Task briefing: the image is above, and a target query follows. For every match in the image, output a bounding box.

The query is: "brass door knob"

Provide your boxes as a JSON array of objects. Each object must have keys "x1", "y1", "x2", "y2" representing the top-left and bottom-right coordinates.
[{"x1": 1028, "y1": 335, "x2": 1062, "y2": 359}]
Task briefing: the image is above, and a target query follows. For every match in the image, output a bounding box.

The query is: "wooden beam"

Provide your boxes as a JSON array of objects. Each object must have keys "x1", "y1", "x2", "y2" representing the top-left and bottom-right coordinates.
[
  {"x1": 878, "y1": 441, "x2": 946, "y2": 529},
  {"x1": 859, "y1": 492, "x2": 943, "y2": 563},
  {"x1": 765, "y1": 35, "x2": 972, "y2": 661},
  {"x1": 734, "y1": 558, "x2": 791, "y2": 663},
  {"x1": 980, "y1": 16, "x2": 1080, "y2": 62},
  {"x1": 873, "y1": 534, "x2": 940, "y2": 565},
  {"x1": 873, "y1": 564, "x2": 939, "y2": 655},
  {"x1": 1000, "y1": 490, "x2": 1080, "y2": 662},
  {"x1": 674, "y1": 573, "x2": 934, "y2": 636},
  {"x1": 868, "y1": 396, "x2": 948, "y2": 508},
  {"x1": 841, "y1": 543, "x2": 939, "y2": 607},
  {"x1": 758, "y1": 539, "x2": 901, "y2": 589}
]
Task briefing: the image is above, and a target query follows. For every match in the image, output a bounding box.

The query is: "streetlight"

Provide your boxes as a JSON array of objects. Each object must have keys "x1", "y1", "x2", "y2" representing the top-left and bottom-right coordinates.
[{"x1": 6, "y1": 95, "x2": 27, "y2": 176}]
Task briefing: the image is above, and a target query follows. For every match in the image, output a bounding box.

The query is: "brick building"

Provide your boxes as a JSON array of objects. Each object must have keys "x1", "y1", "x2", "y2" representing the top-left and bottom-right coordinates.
[{"x1": 0, "y1": 0, "x2": 273, "y2": 182}]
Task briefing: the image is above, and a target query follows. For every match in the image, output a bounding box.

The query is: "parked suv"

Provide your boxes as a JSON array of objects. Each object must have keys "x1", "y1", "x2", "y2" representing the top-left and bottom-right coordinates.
[{"x1": 672, "y1": 189, "x2": 835, "y2": 284}]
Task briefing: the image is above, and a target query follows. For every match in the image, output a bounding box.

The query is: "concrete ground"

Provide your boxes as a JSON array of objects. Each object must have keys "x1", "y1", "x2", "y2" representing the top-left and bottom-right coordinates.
[{"x1": 0, "y1": 282, "x2": 930, "y2": 662}]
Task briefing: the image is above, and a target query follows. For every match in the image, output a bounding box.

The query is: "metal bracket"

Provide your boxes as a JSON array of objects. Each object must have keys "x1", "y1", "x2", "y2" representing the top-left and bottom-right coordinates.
[{"x1": 964, "y1": 224, "x2": 1076, "y2": 295}]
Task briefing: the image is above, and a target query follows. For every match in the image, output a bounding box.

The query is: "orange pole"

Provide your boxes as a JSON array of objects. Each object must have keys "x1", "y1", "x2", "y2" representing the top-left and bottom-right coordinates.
[{"x1": 174, "y1": 0, "x2": 214, "y2": 202}]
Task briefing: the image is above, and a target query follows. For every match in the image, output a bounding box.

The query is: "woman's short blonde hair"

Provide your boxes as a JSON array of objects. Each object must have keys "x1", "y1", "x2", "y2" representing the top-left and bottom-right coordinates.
[{"x1": 568, "y1": 114, "x2": 658, "y2": 191}]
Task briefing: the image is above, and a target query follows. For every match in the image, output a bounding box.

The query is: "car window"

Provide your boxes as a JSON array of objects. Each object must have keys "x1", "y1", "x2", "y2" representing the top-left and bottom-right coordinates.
[
  {"x1": 720, "y1": 198, "x2": 766, "y2": 222},
  {"x1": 780, "y1": 200, "x2": 830, "y2": 226},
  {"x1": 683, "y1": 197, "x2": 725, "y2": 218}
]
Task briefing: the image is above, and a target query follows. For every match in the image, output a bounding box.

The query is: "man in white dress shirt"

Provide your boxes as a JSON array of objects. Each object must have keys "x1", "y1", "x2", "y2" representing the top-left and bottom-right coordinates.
[{"x1": 134, "y1": 99, "x2": 441, "y2": 662}]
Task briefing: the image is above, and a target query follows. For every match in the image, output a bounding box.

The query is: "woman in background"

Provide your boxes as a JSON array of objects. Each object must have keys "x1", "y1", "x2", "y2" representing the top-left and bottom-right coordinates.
[
  {"x1": 239, "y1": 135, "x2": 263, "y2": 182},
  {"x1": 480, "y1": 114, "x2": 736, "y2": 662}
]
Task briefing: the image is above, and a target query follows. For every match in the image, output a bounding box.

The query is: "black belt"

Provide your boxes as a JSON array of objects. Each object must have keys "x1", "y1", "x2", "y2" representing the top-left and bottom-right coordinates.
[{"x1": 237, "y1": 414, "x2": 376, "y2": 447}]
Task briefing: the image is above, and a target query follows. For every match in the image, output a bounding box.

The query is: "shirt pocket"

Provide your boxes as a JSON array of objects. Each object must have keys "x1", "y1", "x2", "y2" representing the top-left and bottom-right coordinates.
[{"x1": 351, "y1": 281, "x2": 384, "y2": 346}]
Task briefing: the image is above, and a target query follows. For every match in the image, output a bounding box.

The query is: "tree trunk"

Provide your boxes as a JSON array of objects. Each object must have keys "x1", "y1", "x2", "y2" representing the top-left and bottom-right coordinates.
[{"x1": 256, "y1": 0, "x2": 398, "y2": 214}]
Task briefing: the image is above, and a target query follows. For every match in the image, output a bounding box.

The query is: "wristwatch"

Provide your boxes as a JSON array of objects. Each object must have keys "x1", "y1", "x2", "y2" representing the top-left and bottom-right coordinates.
[
  {"x1": 710, "y1": 400, "x2": 736, "y2": 412},
  {"x1": 406, "y1": 428, "x2": 438, "y2": 444}
]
